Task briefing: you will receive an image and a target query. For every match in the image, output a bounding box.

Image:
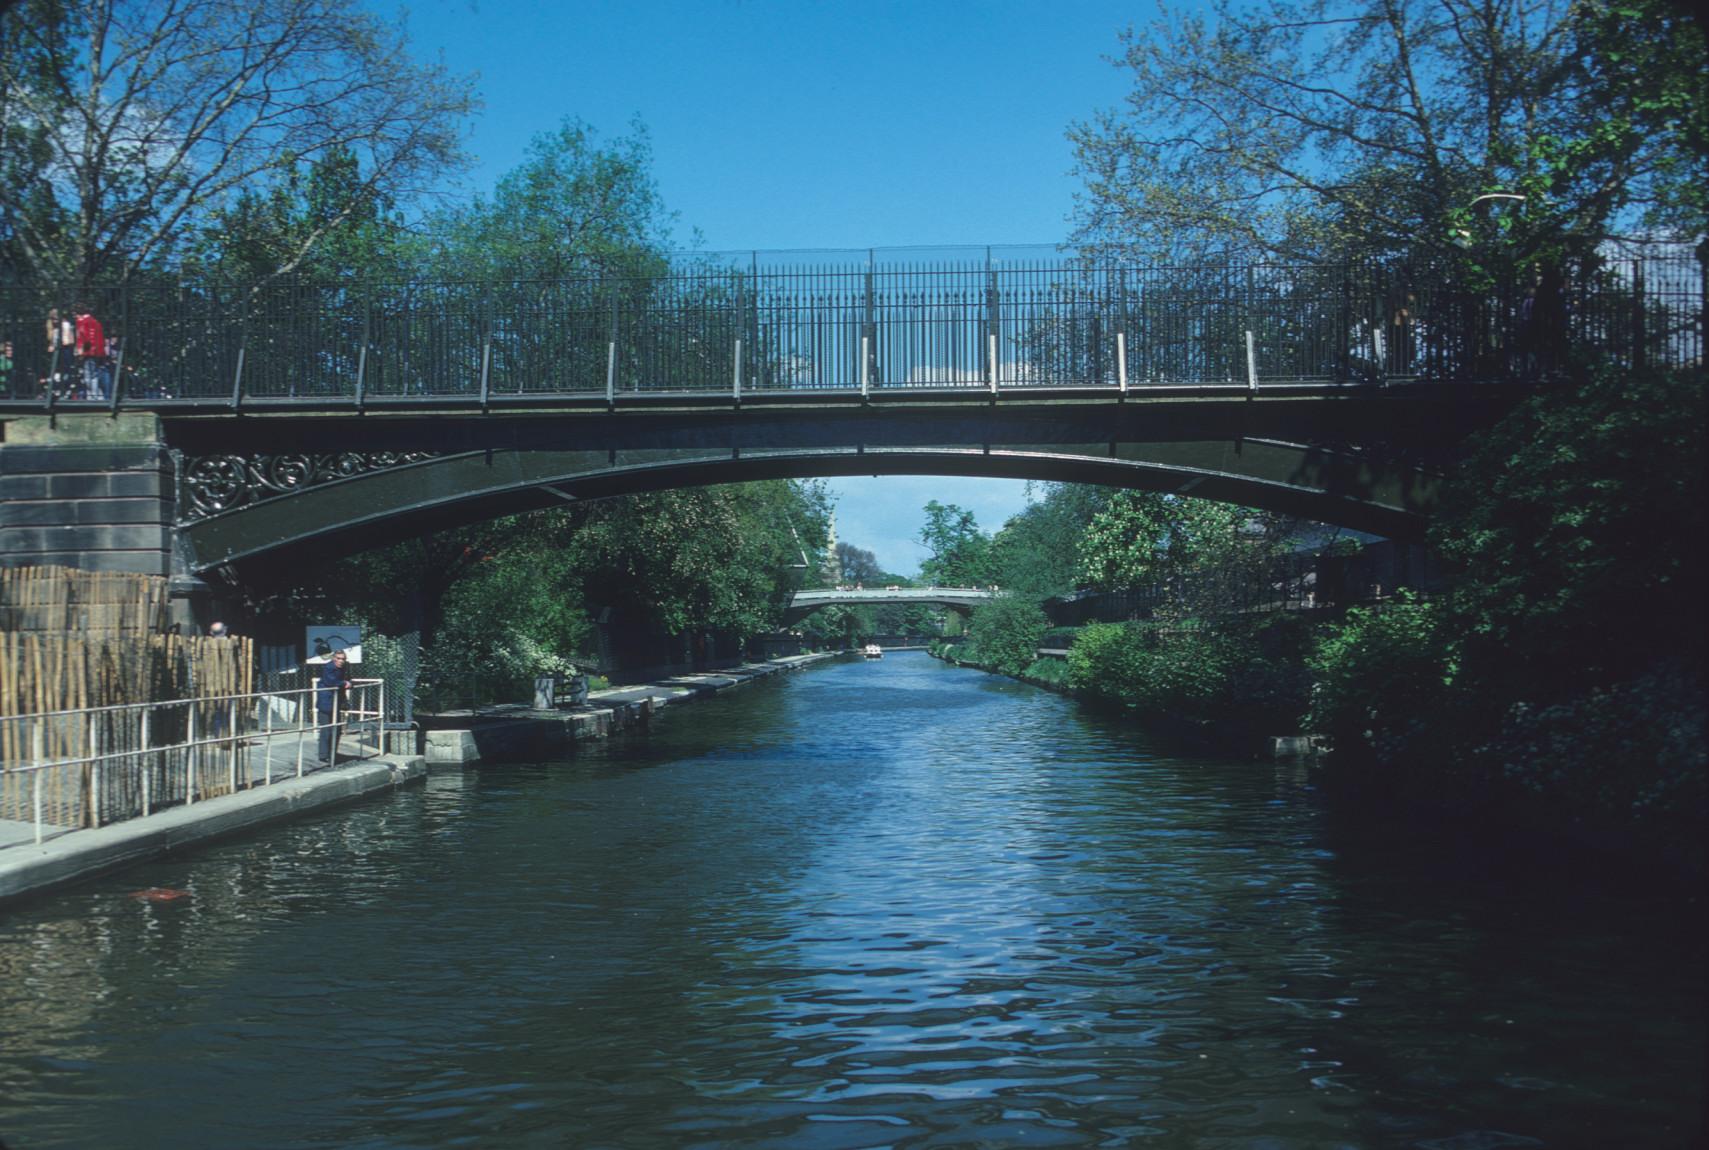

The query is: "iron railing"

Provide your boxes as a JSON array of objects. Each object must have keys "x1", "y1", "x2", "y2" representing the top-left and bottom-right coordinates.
[
  {"x1": 0, "y1": 679, "x2": 384, "y2": 847},
  {"x1": 3, "y1": 251, "x2": 1699, "y2": 406},
  {"x1": 1046, "y1": 542, "x2": 1445, "y2": 627}
]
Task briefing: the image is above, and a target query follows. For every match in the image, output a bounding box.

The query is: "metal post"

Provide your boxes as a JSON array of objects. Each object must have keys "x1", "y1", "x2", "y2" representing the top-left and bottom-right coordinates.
[
  {"x1": 733, "y1": 338, "x2": 743, "y2": 404},
  {"x1": 479, "y1": 337, "x2": 492, "y2": 412},
  {"x1": 229, "y1": 343, "x2": 246, "y2": 410},
  {"x1": 1117, "y1": 331, "x2": 1129, "y2": 395},
  {"x1": 296, "y1": 687, "x2": 307, "y2": 778},
  {"x1": 228, "y1": 697, "x2": 239, "y2": 792},
  {"x1": 89, "y1": 714, "x2": 100, "y2": 827},
  {"x1": 860, "y1": 335, "x2": 870, "y2": 400},
  {"x1": 1631, "y1": 260, "x2": 1647, "y2": 370},
  {"x1": 186, "y1": 705, "x2": 197, "y2": 806},
  {"x1": 606, "y1": 341, "x2": 617, "y2": 408},
  {"x1": 355, "y1": 344, "x2": 368, "y2": 412},
  {"x1": 988, "y1": 333, "x2": 999, "y2": 395},
  {"x1": 33, "y1": 771, "x2": 43, "y2": 845},
  {"x1": 1246, "y1": 330, "x2": 1259, "y2": 392},
  {"x1": 262, "y1": 692, "x2": 272, "y2": 787},
  {"x1": 140, "y1": 709, "x2": 151, "y2": 817}
]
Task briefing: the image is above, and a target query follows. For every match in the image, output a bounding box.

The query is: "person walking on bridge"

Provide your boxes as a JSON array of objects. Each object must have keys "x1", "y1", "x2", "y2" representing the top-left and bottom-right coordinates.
[{"x1": 315, "y1": 649, "x2": 351, "y2": 765}]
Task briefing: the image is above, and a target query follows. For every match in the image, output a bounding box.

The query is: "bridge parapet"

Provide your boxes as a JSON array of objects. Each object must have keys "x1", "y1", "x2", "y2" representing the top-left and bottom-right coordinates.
[{"x1": 4, "y1": 251, "x2": 1697, "y2": 408}]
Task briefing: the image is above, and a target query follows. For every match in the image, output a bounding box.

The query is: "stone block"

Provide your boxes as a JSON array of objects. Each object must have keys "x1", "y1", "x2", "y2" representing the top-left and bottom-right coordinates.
[
  {"x1": 5, "y1": 551, "x2": 170, "y2": 575},
  {"x1": 0, "y1": 443, "x2": 165, "y2": 473},
  {"x1": 0, "y1": 475, "x2": 48, "y2": 500},
  {"x1": 0, "y1": 502, "x2": 69, "y2": 528},
  {"x1": 75, "y1": 498, "x2": 171, "y2": 525}
]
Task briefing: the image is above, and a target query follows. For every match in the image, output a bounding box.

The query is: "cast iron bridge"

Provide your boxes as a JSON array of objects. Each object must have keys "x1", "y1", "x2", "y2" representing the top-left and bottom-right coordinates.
[
  {"x1": 0, "y1": 249, "x2": 1699, "y2": 585},
  {"x1": 784, "y1": 586, "x2": 996, "y2": 622}
]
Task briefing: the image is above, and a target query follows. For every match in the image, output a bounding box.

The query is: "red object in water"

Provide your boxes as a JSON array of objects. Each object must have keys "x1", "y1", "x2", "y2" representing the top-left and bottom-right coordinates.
[{"x1": 128, "y1": 887, "x2": 190, "y2": 902}]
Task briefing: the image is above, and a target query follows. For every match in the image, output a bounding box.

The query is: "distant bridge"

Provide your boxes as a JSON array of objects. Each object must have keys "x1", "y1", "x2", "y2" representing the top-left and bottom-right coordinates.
[
  {"x1": 784, "y1": 586, "x2": 996, "y2": 622},
  {"x1": 0, "y1": 250, "x2": 1697, "y2": 595}
]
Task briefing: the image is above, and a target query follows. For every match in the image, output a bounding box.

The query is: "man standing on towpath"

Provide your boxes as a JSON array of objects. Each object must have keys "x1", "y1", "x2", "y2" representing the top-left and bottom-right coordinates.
[{"x1": 316, "y1": 650, "x2": 351, "y2": 765}]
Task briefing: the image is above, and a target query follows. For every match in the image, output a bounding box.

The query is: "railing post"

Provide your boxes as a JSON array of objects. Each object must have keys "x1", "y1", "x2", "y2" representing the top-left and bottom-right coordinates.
[
  {"x1": 186, "y1": 705, "x2": 197, "y2": 806},
  {"x1": 1246, "y1": 330, "x2": 1259, "y2": 392},
  {"x1": 733, "y1": 338, "x2": 743, "y2": 405},
  {"x1": 296, "y1": 687, "x2": 307, "y2": 778},
  {"x1": 479, "y1": 337, "x2": 492, "y2": 412},
  {"x1": 109, "y1": 281, "x2": 129, "y2": 413},
  {"x1": 33, "y1": 770, "x2": 43, "y2": 845},
  {"x1": 864, "y1": 251, "x2": 877, "y2": 392},
  {"x1": 228, "y1": 697, "x2": 239, "y2": 792},
  {"x1": 140, "y1": 708, "x2": 151, "y2": 817},
  {"x1": 229, "y1": 341, "x2": 246, "y2": 410},
  {"x1": 986, "y1": 248, "x2": 999, "y2": 393},
  {"x1": 1631, "y1": 259, "x2": 1647, "y2": 371},
  {"x1": 89, "y1": 713, "x2": 100, "y2": 827},
  {"x1": 1117, "y1": 331, "x2": 1128, "y2": 395}
]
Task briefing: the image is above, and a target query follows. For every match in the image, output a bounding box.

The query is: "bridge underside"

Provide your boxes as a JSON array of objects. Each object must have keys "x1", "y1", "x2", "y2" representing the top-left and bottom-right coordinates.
[{"x1": 130, "y1": 387, "x2": 1512, "y2": 585}]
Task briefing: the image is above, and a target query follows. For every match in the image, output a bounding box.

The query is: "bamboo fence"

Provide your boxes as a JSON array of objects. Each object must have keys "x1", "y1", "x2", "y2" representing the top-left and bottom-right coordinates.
[{"x1": 1, "y1": 566, "x2": 254, "y2": 827}]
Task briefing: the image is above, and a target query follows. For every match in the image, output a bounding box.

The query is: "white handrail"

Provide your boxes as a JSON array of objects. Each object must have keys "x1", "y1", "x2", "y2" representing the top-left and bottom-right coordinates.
[{"x1": 0, "y1": 679, "x2": 388, "y2": 847}]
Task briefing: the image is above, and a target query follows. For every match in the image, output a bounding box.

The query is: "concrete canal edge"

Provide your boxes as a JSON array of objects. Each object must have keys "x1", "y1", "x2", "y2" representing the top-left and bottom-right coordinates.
[
  {"x1": 420, "y1": 653, "x2": 837, "y2": 767},
  {"x1": 0, "y1": 756, "x2": 427, "y2": 907},
  {"x1": 0, "y1": 653, "x2": 840, "y2": 906}
]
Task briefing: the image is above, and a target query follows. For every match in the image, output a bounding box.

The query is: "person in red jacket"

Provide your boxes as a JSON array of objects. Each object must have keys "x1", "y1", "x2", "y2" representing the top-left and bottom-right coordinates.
[{"x1": 74, "y1": 304, "x2": 108, "y2": 400}]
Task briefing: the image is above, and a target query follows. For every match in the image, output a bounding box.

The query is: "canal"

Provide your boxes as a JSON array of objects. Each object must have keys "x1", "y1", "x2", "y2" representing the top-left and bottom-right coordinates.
[{"x1": 0, "y1": 652, "x2": 1701, "y2": 1147}]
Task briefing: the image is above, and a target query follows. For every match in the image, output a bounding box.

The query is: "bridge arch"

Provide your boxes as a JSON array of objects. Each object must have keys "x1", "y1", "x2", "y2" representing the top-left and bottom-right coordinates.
[{"x1": 181, "y1": 437, "x2": 1441, "y2": 584}]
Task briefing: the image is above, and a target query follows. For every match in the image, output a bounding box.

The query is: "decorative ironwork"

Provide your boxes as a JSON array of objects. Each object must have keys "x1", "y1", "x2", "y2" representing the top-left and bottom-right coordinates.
[
  {"x1": 179, "y1": 451, "x2": 439, "y2": 523},
  {"x1": 4, "y1": 247, "x2": 1700, "y2": 406}
]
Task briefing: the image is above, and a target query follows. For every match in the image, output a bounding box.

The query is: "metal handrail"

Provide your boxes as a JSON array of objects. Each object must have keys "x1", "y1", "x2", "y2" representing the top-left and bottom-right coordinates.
[
  {"x1": 4, "y1": 252, "x2": 1699, "y2": 405},
  {"x1": 0, "y1": 679, "x2": 386, "y2": 848}
]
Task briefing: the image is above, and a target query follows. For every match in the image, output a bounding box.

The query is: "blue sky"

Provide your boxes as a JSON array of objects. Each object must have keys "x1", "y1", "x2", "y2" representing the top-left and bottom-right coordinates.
[{"x1": 393, "y1": 0, "x2": 1149, "y2": 572}]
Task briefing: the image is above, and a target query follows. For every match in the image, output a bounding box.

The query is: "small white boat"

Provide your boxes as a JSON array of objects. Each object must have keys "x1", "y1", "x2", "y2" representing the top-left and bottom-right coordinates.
[{"x1": 862, "y1": 643, "x2": 884, "y2": 659}]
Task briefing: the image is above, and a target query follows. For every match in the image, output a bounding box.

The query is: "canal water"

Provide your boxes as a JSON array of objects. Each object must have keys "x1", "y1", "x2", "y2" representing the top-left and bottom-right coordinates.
[{"x1": 0, "y1": 652, "x2": 1701, "y2": 1148}]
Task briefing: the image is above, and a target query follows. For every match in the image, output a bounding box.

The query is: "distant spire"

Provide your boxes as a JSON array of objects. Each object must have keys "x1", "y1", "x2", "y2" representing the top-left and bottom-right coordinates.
[{"x1": 823, "y1": 511, "x2": 841, "y2": 583}]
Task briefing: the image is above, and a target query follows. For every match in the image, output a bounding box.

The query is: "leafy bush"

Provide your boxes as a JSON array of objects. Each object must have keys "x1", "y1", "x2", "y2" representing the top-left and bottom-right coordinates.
[
  {"x1": 1477, "y1": 661, "x2": 1706, "y2": 862},
  {"x1": 1023, "y1": 656, "x2": 1072, "y2": 688},
  {"x1": 963, "y1": 597, "x2": 1050, "y2": 677},
  {"x1": 1305, "y1": 592, "x2": 1455, "y2": 759}
]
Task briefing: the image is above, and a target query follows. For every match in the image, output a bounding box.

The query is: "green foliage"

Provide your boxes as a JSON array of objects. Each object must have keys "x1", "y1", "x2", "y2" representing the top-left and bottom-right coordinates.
[
  {"x1": 1305, "y1": 593, "x2": 1456, "y2": 758},
  {"x1": 1070, "y1": 0, "x2": 1704, "y2": 264},
  {"x1": 964, "y1": 596, "x2": 1051, "y2": 677},
  {"x1": 1476, "y1": 662, "x2": 1705, "y2": 861},
  {"x1": 1066, "y1": 616, "x2": 1313, "y2": 734},
  {"x1": 567, "y1": 481, "x2": 828, "y2": 640},
  {"x1": 1434, "y1": 365, "x2": 1707, "y2": 703},
  {"x1": 917, "y1": 501, "x2": 993, "y2": 587},
  {"x1": 1076, "y1": 492, "x2": 1245, "y2": 590},
  {"x1": 417, "y1": 119, "x2": 672, "y2": 280},
  {"x1": 0, "y1": 0, "x2": 473, "y2": 286},
  {"x1": 986, "y1": 483, "x2": 1109, "y2": 596},
  {"x1": 1022, "y1": 656, "x2": 1072, "y2": 688}
]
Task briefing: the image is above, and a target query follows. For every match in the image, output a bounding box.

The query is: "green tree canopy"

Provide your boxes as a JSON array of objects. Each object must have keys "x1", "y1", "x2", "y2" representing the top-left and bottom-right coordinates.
[
  {"x1": 1069, "y1": 0, "x2": 1706, "y2": 265},
  {"x1": 0, "y1": 0, "x2": 473, "y2": 287},
  {"x1": 917, "y1": 501, "x2": 993, "y2": 587}
]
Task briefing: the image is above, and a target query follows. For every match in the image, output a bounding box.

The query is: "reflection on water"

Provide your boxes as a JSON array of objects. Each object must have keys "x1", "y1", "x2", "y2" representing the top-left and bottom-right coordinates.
[{"x1": 0, "y1": 652, "x2": 1701, "y2": 1148}]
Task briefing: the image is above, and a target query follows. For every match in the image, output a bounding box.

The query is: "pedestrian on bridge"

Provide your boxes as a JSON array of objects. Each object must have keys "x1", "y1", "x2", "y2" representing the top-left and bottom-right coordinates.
[
  {"x1": 316, "y1": 649, "x2": 351, "y2": 765},
  {"x1": 75, "y1": 303, "x2": 109, "y2": 401}
]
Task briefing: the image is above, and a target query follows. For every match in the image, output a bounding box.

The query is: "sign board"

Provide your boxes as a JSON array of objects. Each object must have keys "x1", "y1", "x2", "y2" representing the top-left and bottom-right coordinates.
[{"x1": 305, "y1": 625, "x2": 363, "y2": 665}]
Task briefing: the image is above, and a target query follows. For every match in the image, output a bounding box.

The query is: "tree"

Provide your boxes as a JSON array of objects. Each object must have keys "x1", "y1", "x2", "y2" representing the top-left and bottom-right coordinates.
[
  {"x1": 1076, "y1": 492, "x2": 1246, "y2": 591},
  {"x1": 418, "y1": 119, "x2": 673, "y2": 280},
  {"x1": 987, "y1": 483, "x2": 1109, "y2": 596},
  {"x1": 834, "y1": 542, "x2": 884, "y2": 586},
  {"x1": 917, "y1": 501, "x2": 993, "y2": 587},
  {"x1": 1069, "y1": 0, "x2": 1706, "y2": 266},
  {"x1": 565, "y1": 481, "x2": 829, "y2": 641},
  {"x1": 0, "y1": 0, "x2": 474, "y2": 287}
]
